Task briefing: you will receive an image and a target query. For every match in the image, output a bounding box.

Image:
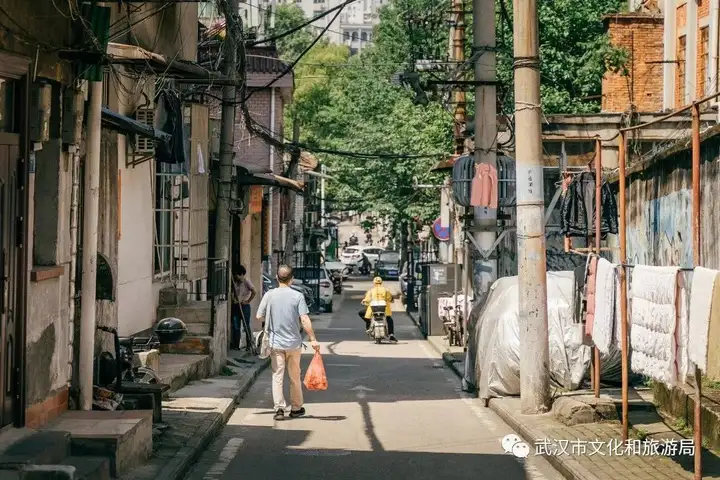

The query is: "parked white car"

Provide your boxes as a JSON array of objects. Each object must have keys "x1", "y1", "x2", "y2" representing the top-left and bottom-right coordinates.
[
  {"x1": 292, "y1": 267, "x2": 335, "y2": 313},
  {"x1": 341, "y1": 246, "x2": 385, "y2": 270}
]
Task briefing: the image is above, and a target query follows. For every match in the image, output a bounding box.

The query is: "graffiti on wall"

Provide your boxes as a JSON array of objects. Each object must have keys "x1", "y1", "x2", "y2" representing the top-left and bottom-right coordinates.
[{"x1": 626, "y1": 189, "x2": 693, "y2": 268}]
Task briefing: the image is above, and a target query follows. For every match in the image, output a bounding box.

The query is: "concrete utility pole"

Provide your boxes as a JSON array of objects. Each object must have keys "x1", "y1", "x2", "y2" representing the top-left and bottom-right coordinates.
[
  {"x1": 79, "y1": 80, "x2": 103, "y2": 411},
  {"x1": 79, "y1": 2, "x2": 110, "y2": 411},
  {"x1": 471, "y1": 0, "x2": 497, "y2": 305},
  {"x1": 513, "y1": 0, "x2": 550, "y2": 414},
  {"x1": 214, "y1": 0, "x2": 240, "y2": 262}
]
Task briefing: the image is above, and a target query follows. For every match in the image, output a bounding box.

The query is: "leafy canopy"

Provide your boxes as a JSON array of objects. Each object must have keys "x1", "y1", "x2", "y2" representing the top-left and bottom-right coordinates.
[{"x1": 274, "y1": 0, "x2": 626, "y2": 232}]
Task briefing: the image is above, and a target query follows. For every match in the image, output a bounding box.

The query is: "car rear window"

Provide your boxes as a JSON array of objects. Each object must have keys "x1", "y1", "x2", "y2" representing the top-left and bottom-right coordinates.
[
  {"x1": 379, "y1": 252, "x2": 400, "y2": 262},
  {"x1": 344, "y1": 248, "x2": 358, "y2": 254},
  {"x1": 293, "y1": 268, "x2": 327, "y2": 280}
]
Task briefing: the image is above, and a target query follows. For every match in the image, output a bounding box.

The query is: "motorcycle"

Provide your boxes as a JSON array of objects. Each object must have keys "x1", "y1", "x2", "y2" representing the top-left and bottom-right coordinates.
[
  {"x1": 96, "y1": 318, "x2": 188, "y2": 390},
  {"x1": 330, "y1": 271, "x2": 343, "y2": 293},
  {"x1": 367, "y1": 299, "x2": 388, "y2": 344}
]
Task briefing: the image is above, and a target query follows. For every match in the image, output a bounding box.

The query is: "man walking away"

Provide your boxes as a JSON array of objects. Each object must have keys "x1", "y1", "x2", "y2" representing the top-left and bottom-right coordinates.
[
  {"x1": 231, "y1": 265, "x2": 256, "y2": 350},
  {"x1": 257, "y1": 265, "x2": 319, "y2": 421}
]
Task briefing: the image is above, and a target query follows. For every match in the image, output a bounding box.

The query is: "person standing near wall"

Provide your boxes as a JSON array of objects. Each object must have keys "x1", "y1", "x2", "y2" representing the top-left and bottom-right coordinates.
[{"x1": 231, "y1": 265, "x2": 257, "y2": 349}]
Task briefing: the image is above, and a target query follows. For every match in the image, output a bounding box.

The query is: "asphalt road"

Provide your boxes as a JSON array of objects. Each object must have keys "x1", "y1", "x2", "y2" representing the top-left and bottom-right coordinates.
[{"x1": 184, "y1": 279, "x2": 562, "y2": 480}]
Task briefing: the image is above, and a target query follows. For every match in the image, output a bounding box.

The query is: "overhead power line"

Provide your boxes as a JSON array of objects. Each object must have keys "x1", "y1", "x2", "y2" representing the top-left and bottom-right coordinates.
[
  {"x1": 248, "y1": 0, "x2": 360, "y2": 47},
  {"x1": 243, "y1": 1, "x2": 346, "y2": 100}
]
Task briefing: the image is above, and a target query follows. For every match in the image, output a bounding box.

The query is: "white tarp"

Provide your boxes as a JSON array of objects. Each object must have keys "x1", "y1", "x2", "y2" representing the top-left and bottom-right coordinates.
[{"x1": 473, "y1": 271, "x2": 594, "y2": 401}]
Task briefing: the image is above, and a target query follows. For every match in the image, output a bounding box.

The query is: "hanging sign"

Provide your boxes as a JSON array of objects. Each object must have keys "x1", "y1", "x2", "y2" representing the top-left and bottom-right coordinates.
[{"x1": 432, "y1": 217, "x2": 450, "y2": 242}]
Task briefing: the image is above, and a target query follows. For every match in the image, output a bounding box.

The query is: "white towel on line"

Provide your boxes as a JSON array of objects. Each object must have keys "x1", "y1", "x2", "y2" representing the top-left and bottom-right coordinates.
[
  {"x1": 592, "y1": 258, "x2": 618, "y2": 354},
  {"x1": 688, "y1": 266, "x2": 718, "y2": 372},
  {"x1": 629, "y1": 265, "x2": 680, "y2": 387},
  {"x1": 676, "y1": 273, "x2": 690, "y2": 382}
]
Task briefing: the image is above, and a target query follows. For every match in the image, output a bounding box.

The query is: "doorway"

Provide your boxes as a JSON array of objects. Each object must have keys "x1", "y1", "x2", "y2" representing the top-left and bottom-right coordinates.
[{"x1": 0, "y1": 131, "x2": 20, "y2": 428}]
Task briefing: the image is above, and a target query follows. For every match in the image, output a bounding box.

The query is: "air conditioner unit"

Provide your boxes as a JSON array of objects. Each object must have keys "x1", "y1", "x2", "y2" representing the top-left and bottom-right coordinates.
[{"x1": 134, "y1": 108, "x2": 155, "y2": 154}]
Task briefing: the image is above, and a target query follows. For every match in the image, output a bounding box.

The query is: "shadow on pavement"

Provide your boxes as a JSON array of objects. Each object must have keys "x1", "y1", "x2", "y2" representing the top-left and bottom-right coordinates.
[{"x1": 208, "y1": 422, "x2": 532, "y2": 480}]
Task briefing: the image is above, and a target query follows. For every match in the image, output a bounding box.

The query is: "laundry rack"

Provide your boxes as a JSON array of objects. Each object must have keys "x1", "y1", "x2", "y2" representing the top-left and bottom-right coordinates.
[
  {"x1": 618, "y1": 95, "x2": 717, "y2": 480},
  {"x1": 560, "y1": 139, "x2": 612, "y2": 400}
]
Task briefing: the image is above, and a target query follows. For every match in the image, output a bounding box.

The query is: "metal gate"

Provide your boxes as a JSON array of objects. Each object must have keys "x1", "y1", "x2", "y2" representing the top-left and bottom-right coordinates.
[{"x1": 292, "y1": 250, "x2": 322, "y2": 312}]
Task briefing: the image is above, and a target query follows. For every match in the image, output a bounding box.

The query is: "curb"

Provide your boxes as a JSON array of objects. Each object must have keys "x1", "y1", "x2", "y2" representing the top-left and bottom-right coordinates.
[
  {"x1": 488, "y1": 400, "x2": 581, "y2": 480},
  {"x1": 424, "y1": 335, "x2": 465, "y2": 380},
  {"x1": 159, "y1": 357, "x2": 270, "y2": 480}
]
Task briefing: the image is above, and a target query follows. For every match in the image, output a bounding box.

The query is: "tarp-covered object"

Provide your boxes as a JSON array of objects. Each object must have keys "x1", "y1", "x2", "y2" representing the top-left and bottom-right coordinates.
[{"x1": 473, "y1": 271, "x2": 610, "y2": 401}]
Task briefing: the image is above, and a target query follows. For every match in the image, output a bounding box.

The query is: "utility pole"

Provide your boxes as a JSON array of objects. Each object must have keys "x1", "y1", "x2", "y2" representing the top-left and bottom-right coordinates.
[
  {"x1": 471, "y1": 0, "x2": 497, "y2": 305},
  {"x1": 79, "y1": 2, "x2": 110, "y2": 411},
  {"x1": 214, "y1": 0, "x2": 240, "y2": 262},
  {"x1": 450, "y1": 0, "x2": 468, "y2": 312},
  {"x1": 513, "y1": 0, "x2": 550, "y2": 414}
]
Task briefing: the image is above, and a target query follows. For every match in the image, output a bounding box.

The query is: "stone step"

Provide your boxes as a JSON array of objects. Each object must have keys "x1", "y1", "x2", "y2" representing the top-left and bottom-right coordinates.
[
  {"x1": 159, "y1": 336, "x2": 211, "y2": 355},
  {"x1": 60, "y1": 456, "x2": 111, "y2": 480},
  {"x1": 42, "y1": 411, "x2": 152, "y2": 478},
  {"x1": 157, "y1": 302, "x2": 212, "y2": 325},
  {"x1": 185, "y1": 322, "x2": 211, "y2": 336},
  {"x1": 0, "y1": 431, "x2": 71, "y2": 466}
]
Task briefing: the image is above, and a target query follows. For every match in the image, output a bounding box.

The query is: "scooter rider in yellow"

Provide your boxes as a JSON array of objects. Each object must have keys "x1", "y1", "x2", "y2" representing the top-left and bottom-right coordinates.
[{"x1": 358, "y1": 277, "x2": 397, "y2": 342}]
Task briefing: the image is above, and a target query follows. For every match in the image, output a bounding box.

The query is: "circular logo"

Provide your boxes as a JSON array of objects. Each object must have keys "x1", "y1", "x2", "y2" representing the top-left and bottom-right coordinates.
[{"x1": 432, "y1": 217, "x2": 450, "y2": 242}]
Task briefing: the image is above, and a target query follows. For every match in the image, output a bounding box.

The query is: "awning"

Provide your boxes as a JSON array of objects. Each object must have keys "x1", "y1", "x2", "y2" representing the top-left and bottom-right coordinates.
[
  {"x1": 101, "y1": 107, "x2": 171, "y2": 144},
  {"x1": 236, "y1": 173, "x2": 304, "y2": 192},
  {"x1": 236, "y1": 160, "x2": 272, "y2": 175}
]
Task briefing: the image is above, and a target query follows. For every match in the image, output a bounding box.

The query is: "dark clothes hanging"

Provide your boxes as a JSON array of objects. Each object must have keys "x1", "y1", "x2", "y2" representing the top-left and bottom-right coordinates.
[
  {"x1": 560, "y1": 171, "x2": 618, "y2": 238},
  {"x1": 573, "y1": 263, "x2": 587, "y2": 325},
  {"x1": 154, "y1": 90, "x2": 188, "y2": 165}
]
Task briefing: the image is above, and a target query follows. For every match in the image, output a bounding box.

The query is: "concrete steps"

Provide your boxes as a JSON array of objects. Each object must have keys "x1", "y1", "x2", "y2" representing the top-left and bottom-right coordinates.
[
  {"x1": 42, "y1": 411, "x2": 152, "y2": 478},
  {"x1": 0, "y1": 430, "x2": 111, "y2": 480}
]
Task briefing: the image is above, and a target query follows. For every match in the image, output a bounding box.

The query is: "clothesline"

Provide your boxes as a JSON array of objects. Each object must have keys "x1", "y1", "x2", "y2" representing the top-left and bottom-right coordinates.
[{"x1": 620, "y1": 263, "x2": 694, "y2": 272}]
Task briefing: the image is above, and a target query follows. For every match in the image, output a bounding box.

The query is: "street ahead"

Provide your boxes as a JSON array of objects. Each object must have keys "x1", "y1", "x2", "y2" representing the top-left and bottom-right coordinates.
[{"x1": 184, "y1": 279, "x2": 562, "y2": 480}]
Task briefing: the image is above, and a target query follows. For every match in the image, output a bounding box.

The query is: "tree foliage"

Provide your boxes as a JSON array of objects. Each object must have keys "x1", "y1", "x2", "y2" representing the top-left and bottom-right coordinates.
[
  {"x1": 269, "y1": 4, "x2": 315, "y2": 61},
  {"x1": 273, "y1": 0, "x2": 626, "y2": 232}
]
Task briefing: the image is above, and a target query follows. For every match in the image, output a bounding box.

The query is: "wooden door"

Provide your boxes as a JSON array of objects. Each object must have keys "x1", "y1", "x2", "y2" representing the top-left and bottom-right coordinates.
[{"x1": 0, "y1": 132, "x2": 19, "y2": 428}]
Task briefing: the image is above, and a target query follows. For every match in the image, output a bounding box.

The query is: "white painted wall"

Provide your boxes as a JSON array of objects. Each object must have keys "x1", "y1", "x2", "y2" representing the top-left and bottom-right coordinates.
[{"x1": 116, "y1": 134, "x2": 157, "y2": 336}]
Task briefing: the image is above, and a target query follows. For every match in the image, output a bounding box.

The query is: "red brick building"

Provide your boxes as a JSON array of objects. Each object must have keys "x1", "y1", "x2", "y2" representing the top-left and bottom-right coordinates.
[{"x1": 603, "y1": 0, "x2": 720, "y2": 113}]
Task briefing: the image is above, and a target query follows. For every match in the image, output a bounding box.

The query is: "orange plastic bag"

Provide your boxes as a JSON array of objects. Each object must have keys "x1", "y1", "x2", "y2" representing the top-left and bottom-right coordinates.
[{"x1": 303, "y1": 351, "x2": 328, "y2": 391}]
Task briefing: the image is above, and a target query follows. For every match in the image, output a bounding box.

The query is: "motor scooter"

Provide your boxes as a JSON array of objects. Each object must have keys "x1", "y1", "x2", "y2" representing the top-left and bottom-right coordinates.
[{"x1": 367, "y1": 300, "x2": 388, "y2": 344}]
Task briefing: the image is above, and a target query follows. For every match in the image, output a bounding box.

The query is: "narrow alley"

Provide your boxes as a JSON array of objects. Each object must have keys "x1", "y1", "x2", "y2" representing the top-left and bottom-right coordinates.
[{"x1": 183, "y1": 279, "x2": 562, "y2": 480}]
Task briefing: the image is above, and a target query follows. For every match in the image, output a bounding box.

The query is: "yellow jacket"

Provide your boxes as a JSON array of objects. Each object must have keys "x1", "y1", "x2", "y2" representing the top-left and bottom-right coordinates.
[{"x1": 363, "y1": 286, "x2": 393, "y2": 319}]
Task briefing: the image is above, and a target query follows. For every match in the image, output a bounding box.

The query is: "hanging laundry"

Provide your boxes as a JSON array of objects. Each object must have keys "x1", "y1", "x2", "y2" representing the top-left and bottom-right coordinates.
[
  {"x1": 470, "y1": 163, "x2": 498, "y2": 208},
  {"x1": 676, "y1": 273, "x2": 690, "y2": 383},
  {"x1": 572, "y1": 263, "x2": 587, "y2": 324},
  {"x1": 688, "y1": 267, "x2": 718, "y2": 372},
  {"x1": 629, "y1": 265, "x2": 681, "y2": 386},
  {"x1": 560, "y1": 172, "x2": 619, "y2": 238},
  {"x1": 584, "y1": 255, "x2": 599, "y2": 336},
  {"x1": 705, "y1": 272, "x2": 720, "y2": 381},
  {"x1": 154, "y1": 90, "x2": 188, "y2": 165},
  {"x1": 591, "y1": 258, "x2": 619, "y2": 354}
]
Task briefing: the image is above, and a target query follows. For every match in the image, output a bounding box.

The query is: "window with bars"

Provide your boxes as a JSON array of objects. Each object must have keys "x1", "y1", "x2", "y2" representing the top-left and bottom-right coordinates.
[
  {"x1": 700, "y1": 27, "x2": 710, "y2": 95},
  {"x1": 678, "y1": 35, "x2": 687, "y2": 103}
]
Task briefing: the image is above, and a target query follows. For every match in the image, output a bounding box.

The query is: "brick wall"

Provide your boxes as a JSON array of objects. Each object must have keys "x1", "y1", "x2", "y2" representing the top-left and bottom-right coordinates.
[
  {"x1": 602, "y1": 14, "x2": 665, "y2": 113},
  {"x1": 697, "y1": 0, "x2": 711, "y2": 97}
]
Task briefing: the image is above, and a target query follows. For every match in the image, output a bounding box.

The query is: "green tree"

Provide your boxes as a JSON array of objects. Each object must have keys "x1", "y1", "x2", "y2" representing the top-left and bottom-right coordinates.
[
  {"x1": 496, "y1": 0, "x2": 626, "y2": 113},
  {"x1": 270, "y1": 4, "x2": 315, "y2": 61}
]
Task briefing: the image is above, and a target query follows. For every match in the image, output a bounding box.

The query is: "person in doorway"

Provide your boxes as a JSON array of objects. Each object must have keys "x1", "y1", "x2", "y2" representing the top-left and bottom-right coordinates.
[
  {"x1": 257, "y1": 265, "x2": 319, "y2": 421},
  {"x1": 358, "y1": 276, "x2": 397, "y2": 342},
  {"x1": 231, "y1": 266, "x2": 257, "y2": 350}
]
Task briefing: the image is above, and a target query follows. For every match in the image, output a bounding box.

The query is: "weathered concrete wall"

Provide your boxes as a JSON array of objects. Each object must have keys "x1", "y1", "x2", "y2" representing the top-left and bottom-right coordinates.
[
  {"x1": 26, "y1": 89, "x2": 75, "y2": 426},
  {"x1": 110, "y1": 3, "x2": 198, "y2": 62},
  {"x1": 610, "y1": 126, "x2": 720, "y2": 269}
]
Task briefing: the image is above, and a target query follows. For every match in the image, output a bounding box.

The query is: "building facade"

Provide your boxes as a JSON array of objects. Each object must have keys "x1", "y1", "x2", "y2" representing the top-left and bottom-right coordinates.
[{"x1": 603, "y1": 0, "x2": 720, "y2": 113}]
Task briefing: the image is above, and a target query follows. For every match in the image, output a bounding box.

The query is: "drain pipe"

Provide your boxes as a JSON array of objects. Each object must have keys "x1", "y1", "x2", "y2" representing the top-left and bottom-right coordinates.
[
  {"x1": 267, "y1": 87, "x2": 276, "y2": 274},
  {"x1": 67, "y1": 145, "x2": 80, "y2": 386}
]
